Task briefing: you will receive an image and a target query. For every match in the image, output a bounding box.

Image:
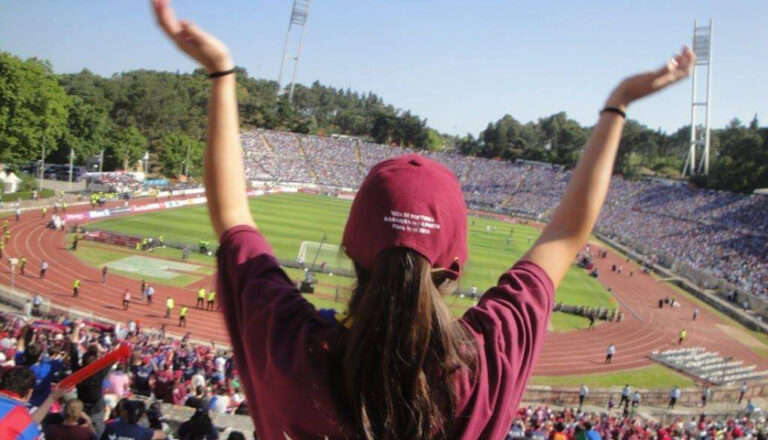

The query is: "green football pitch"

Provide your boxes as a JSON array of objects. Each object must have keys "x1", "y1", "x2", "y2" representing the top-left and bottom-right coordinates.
[{"x1": 87, "y1": 193, "x2": 614, "y2": 327}]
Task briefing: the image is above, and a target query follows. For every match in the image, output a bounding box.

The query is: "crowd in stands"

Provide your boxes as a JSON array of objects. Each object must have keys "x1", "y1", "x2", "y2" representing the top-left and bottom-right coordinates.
[
  {"x1": 0, "y1": 311, "x2": 249, "y2": 440},
  {"x1": 239, "y1": 129, "x2": 768, "y2": 299},
  {"x1": 2, "y1": 304, "x2": 766, "y2": 440},
  {"x1": 506, "y1": 405, "x2": 766, "y2": 440},
  {"x1": 86, "y1": 172, "x2": 145, "y2": 193}
]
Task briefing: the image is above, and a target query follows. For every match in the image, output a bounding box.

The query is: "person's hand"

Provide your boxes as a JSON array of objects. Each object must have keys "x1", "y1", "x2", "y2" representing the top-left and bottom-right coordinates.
[
  {"x1": 606, "y1": 46, "x2": 695, "y2": 109},
  {"x1": 50, "y1": 386, "x2": 69, "y2": 400},
  {"x1": 151, "y1": 0, "x2": 233, "y2": 73}
]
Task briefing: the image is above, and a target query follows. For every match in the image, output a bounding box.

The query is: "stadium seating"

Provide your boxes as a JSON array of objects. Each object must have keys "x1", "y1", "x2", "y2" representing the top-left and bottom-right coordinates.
[
  {"x1": 240, "y1": 129, "x2": 768, "y2": 300},
  {"x1": 651, "y1": 347, "x2": 768, "y2": 384}
]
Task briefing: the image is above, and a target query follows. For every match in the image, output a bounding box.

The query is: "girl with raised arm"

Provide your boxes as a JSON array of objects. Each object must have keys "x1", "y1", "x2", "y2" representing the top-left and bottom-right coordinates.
[{"x1": 151, "y1": 1, "x2": 693, "y2": 438}]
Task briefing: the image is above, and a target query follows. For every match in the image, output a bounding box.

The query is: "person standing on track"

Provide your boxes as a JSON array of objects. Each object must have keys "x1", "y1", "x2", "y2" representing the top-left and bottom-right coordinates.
[
  {"x1": 196, "y1": 288, "x2": 205, "y2": 309},
  {"x1": 679, "y1": 328, "x2": 687, "y2": 345},
  {"x1": 207, "y1": 290, "x2": 216, "y2": 310},
  {"x1": 19, "y1": 257, "x2": 26, "y2": 276},
  {"x1": 692, "y1": 307, "x2": 699, "y2": 321},
  {"x1": 631, "y1": 390, "x2": 641, "y2": 410},
  {"x1": 73, "y1": 278, "x2": 80, "y2": 297},
  {"x1": 179, "y1": 306, "x2": 188, "y2": 327},
  {"x1": 605, "y1": 343, "x2": 616, "y2": 364},
  {"x1": 102, "y1": 266, "x2": 108, "y2": 284},
  {"x1": 40, "y1": 260, "x2": 48, "y2": 279},
  {"x1": 146, "y1": 284, "x2": 155, "y2": 305},
  {"x1": 150, "y1": 1, "x2": 694, "y2": 436},
  {"x1": 123, "y1": 289, "x2": 131, "y2": 310},
  {"x1": 41, "y1": 207, "x2": 47, "y2": 218},
  {"x1": 15, "y1": 207, "x2": 21, "y2": 221},
  {"x1": 165, "y1": 296, "x2": 174, "y2": 318}
]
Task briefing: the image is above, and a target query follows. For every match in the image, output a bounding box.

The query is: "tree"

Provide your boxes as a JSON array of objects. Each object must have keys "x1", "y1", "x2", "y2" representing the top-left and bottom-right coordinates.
[
  {"x1": 0, "y1": 52, "x2": 71, "y2": 167},
  {"x1": 705, "y1": 121, "x2": 767, "y2": 192},
  {"x1": 48, "y1": 96, "x2": 108, "y2": 164},
  {"x1": 104, "y1": 125, "x2": 147, "y2": 171},
  {"x1": 156, "y1": 132, "x2": 204, "y2": 178}
]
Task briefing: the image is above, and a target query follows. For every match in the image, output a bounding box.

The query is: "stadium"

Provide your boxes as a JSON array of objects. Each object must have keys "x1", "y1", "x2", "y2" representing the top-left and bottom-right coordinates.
[{"x1": 1, "y1": 1, "x2": 768, "y2": 439}]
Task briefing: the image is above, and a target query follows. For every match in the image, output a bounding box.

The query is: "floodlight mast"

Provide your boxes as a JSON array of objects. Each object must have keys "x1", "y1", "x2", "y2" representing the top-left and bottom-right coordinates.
[
  {"x1": 277, "y1": 0, "x2": 311, "y2": 104},
  {"x1": 683, "y1": 20, "x2": 713, "y2": 177}
]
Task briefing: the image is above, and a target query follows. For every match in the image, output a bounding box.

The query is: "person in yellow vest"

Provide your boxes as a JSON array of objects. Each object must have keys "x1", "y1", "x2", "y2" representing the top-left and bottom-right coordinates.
[
  {"x1": 41, "y1": 207, "x2": 47, "y2": 218},
  {"x1": 4, "y1": 230, "x2": 10, "y2": 243},
  {"x1": 62, "y1": 202, "x2": 68, "y2": 212},
  {"x1": 165, "y1": 296, "x2": 175, "y2": 318},
  {"x1": 2, "y1": 220, "x2": 8, "y2": 233},
  {"x1": 0, "y1": 241, "x2": 4, "y2": 259},
  {"x1": 196, "y1": 288, "x2": 206, "y2": 309},
  {"x1": 179, "y1": 305, "x2": 188, "y2": 327},
  {"x1": 73, "y1": 278, "x2": 81, "y2": 297},
  {"x1": 19, "y1": 257, "x2": 27, "y2": 276},
  {"x1": 206, "y1": 290, "x2": 216, "y2": 310},
  {"x1": 678, "y1": 328, "x2": 687, "y2": 345}
]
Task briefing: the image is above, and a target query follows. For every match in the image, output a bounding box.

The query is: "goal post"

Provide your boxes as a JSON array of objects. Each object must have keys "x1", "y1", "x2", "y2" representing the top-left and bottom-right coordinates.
[{"x1": 297, "y1": 241, "x2": 351, "y2": 272}]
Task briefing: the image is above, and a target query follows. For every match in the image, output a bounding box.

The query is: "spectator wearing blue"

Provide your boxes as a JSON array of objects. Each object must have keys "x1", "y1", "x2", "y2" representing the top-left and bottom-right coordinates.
[
  {"x1": 14, "y1": 328, "x2": 63, "y2": 407},
  {"x1": 584, "y1": 421, "x2": 603, "y2": 440},
  {"x1": 0, "y1": 366, "x2": 65, "y2": 440},
  {"x1": 100, "y1": 400, "x2": 162, "y2": 440}
]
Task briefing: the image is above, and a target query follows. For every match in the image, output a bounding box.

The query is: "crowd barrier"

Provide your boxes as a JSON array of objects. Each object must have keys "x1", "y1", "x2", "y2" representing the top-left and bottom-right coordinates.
[{"x1": 63, "y1": 196, "x2": 207, "y2": 223}]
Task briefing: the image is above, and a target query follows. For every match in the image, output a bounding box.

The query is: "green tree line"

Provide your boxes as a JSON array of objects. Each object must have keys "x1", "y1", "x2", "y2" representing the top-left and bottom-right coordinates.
[
  {"x1": 457, "y1": 113, "x2": 767, "y2": 192},
  {"x1": 1, "y1": 52, "x2": 765, "y2": 192}
]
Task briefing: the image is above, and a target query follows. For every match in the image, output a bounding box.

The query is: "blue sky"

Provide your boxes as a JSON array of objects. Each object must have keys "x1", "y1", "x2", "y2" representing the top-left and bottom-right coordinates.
[{"x1": 1, "y1": 1, "x2": 766, "y2": 136}]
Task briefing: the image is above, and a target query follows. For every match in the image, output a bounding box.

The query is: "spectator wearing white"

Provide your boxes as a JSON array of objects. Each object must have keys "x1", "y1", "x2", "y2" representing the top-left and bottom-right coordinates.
[
  {"x1": 701, "y1": 386, "x2": 711, "y2": 407},
  {"x1": 209, "y1": 387, "x2": 231, "y2": 414},
  {"x1": 191, "y1": 370, "x2": 206, "y2": 390},
  {"x1": 579, "y1": 384, "x2": 589, "y2": 409},
  {"x1": 739, "y1": 382, "x2": 748, "y2": 404},
  {"x1": 619, "y1": 385, "x2": 631, "y2": 408}
]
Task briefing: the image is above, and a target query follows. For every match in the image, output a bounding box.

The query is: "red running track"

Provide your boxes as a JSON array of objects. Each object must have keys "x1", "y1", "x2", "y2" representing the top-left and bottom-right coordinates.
[{"x1": 1, "y1": 199, "x2": 766, "y2": 377}]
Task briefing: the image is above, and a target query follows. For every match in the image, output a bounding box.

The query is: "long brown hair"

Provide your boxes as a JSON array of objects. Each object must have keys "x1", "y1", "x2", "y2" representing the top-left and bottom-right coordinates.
[{"x1": 340, "y1": 247, "x2": 475, "y2": 439}]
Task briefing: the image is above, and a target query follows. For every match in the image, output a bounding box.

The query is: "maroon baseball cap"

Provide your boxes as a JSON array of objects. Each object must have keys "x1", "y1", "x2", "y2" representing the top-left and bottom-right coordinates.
[{"x1": 343, "y1": 154, "x2": 468, "y2": 279}]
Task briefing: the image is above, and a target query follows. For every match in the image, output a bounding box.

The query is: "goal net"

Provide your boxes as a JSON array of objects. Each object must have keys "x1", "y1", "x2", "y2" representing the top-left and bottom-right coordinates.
[{"x1": 297, "y1": 241, "x2": 352, "y2": 272}]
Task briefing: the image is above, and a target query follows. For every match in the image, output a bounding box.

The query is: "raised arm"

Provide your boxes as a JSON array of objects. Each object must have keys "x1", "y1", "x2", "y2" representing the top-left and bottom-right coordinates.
[
  {"x1": 68, "y1": 320, "x2": 84, "y2": 371},
  {"x1": 151, "y1": 0, "x2": 254, "y2": 237},
  {"x1": 522, "y1": 47, "x2": 694, "y2": 288}
]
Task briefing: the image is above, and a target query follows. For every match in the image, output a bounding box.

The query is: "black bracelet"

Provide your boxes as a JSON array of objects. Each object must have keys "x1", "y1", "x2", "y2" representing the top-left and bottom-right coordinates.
[
  {"x1": 208, "y1": 68, "x2": 236, "y2": 79},
  {"x1": 600, "y1": 107, "x2": 627, "y2": 119}
]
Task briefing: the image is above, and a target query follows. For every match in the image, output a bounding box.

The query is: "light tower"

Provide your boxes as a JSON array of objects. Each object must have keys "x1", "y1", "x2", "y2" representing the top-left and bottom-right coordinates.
[
  {"x1": 277, "y1": 0, "x2": 312, "y2": 103},
  {"x1": 682, "y1": 20, "x2": 713, "y2": 177}
]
